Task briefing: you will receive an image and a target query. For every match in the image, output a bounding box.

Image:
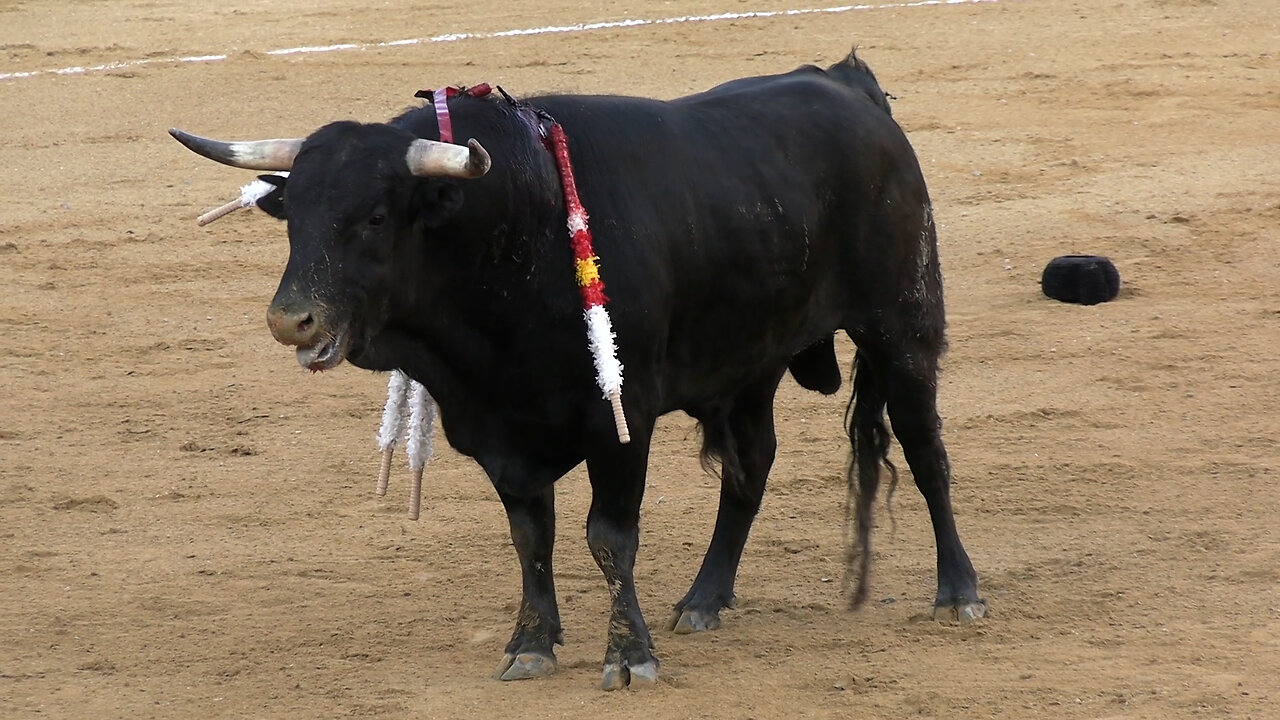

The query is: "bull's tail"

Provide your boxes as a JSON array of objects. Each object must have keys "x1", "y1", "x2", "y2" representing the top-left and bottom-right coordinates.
[
  {"x1": 844, "y1": 348, "x2": 898, "y2": 609},
  {"x1": 825, "y1": 47, "x2": 894, "y2": 117}
]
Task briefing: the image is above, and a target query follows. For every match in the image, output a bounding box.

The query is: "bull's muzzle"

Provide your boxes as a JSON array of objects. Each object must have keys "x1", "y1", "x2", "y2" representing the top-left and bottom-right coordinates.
[
  {"x1": 267, "y1": 302, "x2": 348, "y2": 372},
  {"x1": 266, "y1": 305, "x2": 319, "y2": 347}
]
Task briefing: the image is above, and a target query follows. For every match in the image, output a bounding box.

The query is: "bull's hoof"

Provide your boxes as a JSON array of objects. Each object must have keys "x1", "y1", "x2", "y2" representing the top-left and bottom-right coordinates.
[
  {"x1": 931, "y1": 601, "x2": 987, "y2": 625},
  {"x1": 667, "y1": 607, "x2": 722, "y2": 634},
  {"x1": 601, "y1": 660, "x2": 659, "y2": 690},
  {"x1": 494, "y1": 651, "x2": 557, "y2": 681}
]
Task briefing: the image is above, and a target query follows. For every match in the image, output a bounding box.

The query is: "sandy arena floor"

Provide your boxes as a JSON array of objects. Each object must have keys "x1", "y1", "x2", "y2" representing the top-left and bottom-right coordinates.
[{"x1": 2, "y1": 0, "x2": 1278, "y2": 717}]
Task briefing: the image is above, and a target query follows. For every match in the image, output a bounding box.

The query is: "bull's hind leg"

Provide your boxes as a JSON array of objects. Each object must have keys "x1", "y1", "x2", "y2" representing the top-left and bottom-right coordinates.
[
  {"x1": 875, "y1": 343, "x2": 985, "y2": 622},
  {"x1": 670, "y1": 371, "x2": 783, "y2": 634},
  {"x1": 494, "y1": 486, "x2": 563, "y2": 680}
]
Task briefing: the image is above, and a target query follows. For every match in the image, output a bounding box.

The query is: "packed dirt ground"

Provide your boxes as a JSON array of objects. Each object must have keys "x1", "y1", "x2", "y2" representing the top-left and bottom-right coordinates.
[{"x1": 3, "y1": 0, "x2": 1278, "y2": 717}]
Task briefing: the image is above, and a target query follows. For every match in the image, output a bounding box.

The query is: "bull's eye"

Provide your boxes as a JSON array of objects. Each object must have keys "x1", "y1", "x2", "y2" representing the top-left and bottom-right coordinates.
[{"x1": 368, "y1": 213, "x2": 386, "y2": 227}]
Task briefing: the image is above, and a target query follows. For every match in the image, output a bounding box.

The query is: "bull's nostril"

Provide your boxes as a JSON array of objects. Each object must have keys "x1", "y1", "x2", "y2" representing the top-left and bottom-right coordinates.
[{"x1": 267, "y1": 306, "x2": 321, "y2": 347}]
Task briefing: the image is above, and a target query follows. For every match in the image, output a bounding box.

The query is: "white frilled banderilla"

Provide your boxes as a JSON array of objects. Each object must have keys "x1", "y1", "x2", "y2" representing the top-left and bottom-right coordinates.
[
  {"x1": 194, "y1": 174, "x2": 286, "y2": 226},
  {"x1": 376, "y1": 371, "x2": 437, "y2": 520}
]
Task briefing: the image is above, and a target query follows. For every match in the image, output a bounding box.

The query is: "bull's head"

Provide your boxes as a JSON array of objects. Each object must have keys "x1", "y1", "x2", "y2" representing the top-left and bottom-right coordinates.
[{"x1": 170, "y1": 125, "x2": 490, "y2": 371}]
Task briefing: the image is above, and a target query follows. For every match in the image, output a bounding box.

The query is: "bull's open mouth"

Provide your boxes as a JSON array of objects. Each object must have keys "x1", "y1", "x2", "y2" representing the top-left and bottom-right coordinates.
[{"x1": 296, "y1": 329, "x2": 349, "y2": 372}]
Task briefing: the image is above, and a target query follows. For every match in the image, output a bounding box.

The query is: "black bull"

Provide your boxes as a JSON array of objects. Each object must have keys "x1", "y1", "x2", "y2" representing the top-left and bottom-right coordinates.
[{"x1": 171, "y1": 50, "x2": 984, "y2": 689}]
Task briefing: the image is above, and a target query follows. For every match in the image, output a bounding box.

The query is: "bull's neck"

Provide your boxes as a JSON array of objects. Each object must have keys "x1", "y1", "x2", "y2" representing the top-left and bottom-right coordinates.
[{"x1": 377, "y1": 100, "x2": 582, "y2": 387}]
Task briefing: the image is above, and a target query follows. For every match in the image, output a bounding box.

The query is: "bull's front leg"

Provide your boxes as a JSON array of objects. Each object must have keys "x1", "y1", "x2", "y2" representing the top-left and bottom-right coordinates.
[
  {"x1": 493, "y1": 485, "x2": 564, "y2": 680},
  {"x1": 585, "y1": 435, "x2": 658, "y2": 690}
]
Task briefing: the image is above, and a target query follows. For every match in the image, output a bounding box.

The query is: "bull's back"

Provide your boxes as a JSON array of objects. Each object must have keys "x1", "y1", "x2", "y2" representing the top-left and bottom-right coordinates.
[{"x1": 532, "y1": 70, "x2": 924, "y2": 405}]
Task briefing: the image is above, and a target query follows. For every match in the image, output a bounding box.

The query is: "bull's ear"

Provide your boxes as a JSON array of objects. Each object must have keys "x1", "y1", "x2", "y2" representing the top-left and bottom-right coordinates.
[
  {"x1": 254, "y1": 174, "x2": 288, "y2": 220},
  {"x1": 415, "y1": 180, "x2": 463, "y2": 228}
]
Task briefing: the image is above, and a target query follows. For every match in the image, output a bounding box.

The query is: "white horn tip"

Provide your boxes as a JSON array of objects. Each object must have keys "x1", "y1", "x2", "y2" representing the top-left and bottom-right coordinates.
[{"x1": 466, "y1": 138, "x2": 492, "y2": 177}]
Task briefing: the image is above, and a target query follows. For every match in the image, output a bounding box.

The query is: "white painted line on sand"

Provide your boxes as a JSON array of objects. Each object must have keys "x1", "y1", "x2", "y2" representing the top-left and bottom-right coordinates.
[{"x1": 1, "y1": 0, "x2": 999, "y2": 82}]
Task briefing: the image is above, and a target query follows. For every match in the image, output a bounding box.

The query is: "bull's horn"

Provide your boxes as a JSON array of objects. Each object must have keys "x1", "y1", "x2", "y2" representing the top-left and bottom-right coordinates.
[
  {"x1": 169, "y1": 128, "x2": 302, "y2": 171},
  {"x1": 405, "y1": 138, "x2": 491, "y2": 179}
]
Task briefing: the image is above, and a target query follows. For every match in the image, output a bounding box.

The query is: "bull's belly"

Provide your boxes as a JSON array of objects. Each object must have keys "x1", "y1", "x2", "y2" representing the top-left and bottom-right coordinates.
[{"x1": 658, "y1": 315, "x2": 838, "y2": 411}]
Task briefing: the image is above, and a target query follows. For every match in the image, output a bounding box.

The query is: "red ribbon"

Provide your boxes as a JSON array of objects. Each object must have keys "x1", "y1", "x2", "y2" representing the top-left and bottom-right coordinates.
[
  {"x1": 426, "y1": 84, "x2": 491, "y2": 144},
  {"x1": 433, "y1": 91, "x2": 454, "y2": 143}
]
